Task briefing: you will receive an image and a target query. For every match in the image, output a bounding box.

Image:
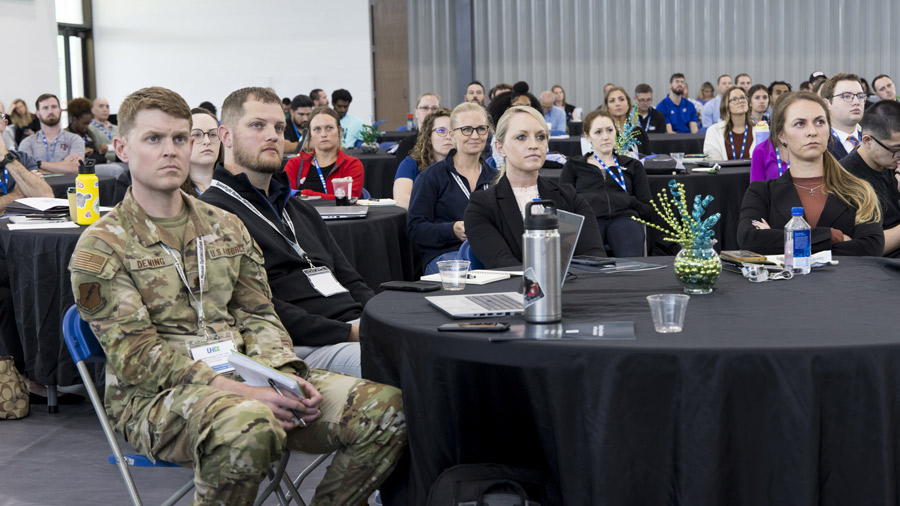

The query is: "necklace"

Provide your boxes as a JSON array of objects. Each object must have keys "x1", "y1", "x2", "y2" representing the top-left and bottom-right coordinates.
[{"x1": 793, "y1": 182, "x2": 824, "y2": 195}]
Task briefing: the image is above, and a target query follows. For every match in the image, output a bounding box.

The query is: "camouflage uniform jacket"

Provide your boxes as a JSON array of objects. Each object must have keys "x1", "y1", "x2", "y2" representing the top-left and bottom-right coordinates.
[{"x1": 69, "y1": 188, "x2": 307, "y2": 429}]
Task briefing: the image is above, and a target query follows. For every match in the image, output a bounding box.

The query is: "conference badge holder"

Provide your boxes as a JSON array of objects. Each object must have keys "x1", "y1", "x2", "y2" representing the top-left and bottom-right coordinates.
[
  {"x1": 303, "y1": 266, "x2": 349, "y2": 297},
  {"x1": 188, "y1": 331, "x2": 237, "y2": 375}
]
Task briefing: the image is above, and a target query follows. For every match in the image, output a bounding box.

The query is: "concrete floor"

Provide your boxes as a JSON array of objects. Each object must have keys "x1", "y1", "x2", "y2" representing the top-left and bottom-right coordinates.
[{"x1": 0, "y1": 392, "x2": 337, "y2": 506}]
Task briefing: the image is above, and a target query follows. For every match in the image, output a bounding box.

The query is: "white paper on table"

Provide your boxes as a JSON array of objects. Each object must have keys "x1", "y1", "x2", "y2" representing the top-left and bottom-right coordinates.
[
  {"x1": 8, "y1": 222, "x2": 80, "y2": 230},
  {"x1": 12, "y1": 197, "x2": 114, "y2": 212}
]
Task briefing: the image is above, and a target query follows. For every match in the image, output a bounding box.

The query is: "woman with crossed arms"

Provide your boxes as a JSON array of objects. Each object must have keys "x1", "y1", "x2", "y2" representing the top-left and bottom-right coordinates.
[
  {"x1": 407, "y1": 102, "x2": 498, "y2": 274},
  {"x1": 703, "y1": 86, "x2": 756, "y2": 161},
  {"x1": 559, "y1": 109, "x2": 653, "y2": 257},
  {"x1": 738, "y1": 91, "x2": 883, "y2": 256},
  {"x1": 464, "y1": 106, "x2": 606, "y2": 268}
]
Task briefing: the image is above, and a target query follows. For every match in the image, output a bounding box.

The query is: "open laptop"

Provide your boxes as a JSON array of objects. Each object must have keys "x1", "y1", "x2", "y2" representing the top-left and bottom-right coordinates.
[
  {"x1": 315, "y1": 207, "x2": 369, "y2": 220},
  {"x1": 425, "y1": 209, "x2": 584, "y2": 318},
  {"x1": 696, "y1": 159, "x2": 751, "y2": 167}
]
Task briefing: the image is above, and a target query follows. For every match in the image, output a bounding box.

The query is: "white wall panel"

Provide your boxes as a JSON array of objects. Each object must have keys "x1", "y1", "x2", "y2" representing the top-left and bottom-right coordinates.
[{"x1": 411, "y1": 0, "x2": 898, "y2": 113}]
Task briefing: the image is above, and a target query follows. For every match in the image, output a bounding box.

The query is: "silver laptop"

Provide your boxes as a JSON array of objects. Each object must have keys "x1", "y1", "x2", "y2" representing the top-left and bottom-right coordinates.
[
  {"x1": 315, "y1": 207, "x2": 369, "y2": 220},
  {"x1": 425, "y1": 208, "x2": 585, "y2": 318}
]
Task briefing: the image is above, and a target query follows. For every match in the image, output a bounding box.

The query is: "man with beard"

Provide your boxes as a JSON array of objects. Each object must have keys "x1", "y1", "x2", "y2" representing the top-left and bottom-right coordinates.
[
  {"x1": 284, "y1": 94, "x2": 313, "y2": 154},
  {"x1": 18, "y1": 93, "x2": 84, "y2": 173},
  {"x1": 70, "y1": 86, "x2": 406, "y2": 504},
  {"x1": 656, "y1": 73, "x2": 698, "y2": 133},
  {"x1": 201, "y1": 87, "x2": 373, "y2": 377},
  {"x1": 88, "y1": 97, "x2": 119, "y2": 162}
]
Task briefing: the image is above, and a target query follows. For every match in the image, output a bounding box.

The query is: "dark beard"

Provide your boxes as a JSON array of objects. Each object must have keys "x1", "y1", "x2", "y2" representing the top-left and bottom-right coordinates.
[
  {"x1": 672, "y1": 89, "x2": 684, "y2": 97},
  {"x1": 42, "y1": 116, "x2": 60, "y2": 127},
  {"x1": 233, "y1": 141, "x2": 282, "y2": 173}
]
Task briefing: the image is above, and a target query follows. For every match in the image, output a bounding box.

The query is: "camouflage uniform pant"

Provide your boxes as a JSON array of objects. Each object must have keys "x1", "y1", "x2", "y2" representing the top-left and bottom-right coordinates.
[{"x1": 120, "y1": 368, "x2": 406, "y2": 505}]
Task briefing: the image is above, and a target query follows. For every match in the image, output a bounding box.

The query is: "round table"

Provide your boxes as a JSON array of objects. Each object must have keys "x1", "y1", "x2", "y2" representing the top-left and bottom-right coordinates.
[
  {"x1": 44, "y1": 173, "x2": 122, "y2": 205},
  {"x1": 541, "y1": 166, "x2": 751, "y2": 252},
  {"x1": 352, "y1": 150, "x2": 399, "y2": 199},
  {"x1": 361, "y1": 257, "x2": 900, "y2": 505},
  {"x1": 311, "y1": 202, "x2": 417, "y2": 289}
]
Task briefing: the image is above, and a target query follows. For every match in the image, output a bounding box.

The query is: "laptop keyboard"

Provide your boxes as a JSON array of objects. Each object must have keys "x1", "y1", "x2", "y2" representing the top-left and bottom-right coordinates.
[{"x1": 466, "y1": 293, "x2": 521, "y2": 311}]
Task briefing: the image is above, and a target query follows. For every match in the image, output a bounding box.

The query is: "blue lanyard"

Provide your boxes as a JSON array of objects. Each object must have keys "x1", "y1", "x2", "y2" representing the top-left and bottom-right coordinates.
[
  {"x1": 592, "y1": 153, "x2": 627, "y2": 192},
  {"x1": 312, "y1": 156, "x2": 328, "y2": 193},
  {"x1": 41, "y1": 131, "x2": 60, "y2": 160},
  {"x1": 774, "y1": 146, "x2": 789, "y2": 176},
  {"x1": 641, "y1": 113, "x2": 651, "y2": 131},
  {"x1": 90, "y1": 120, "x2": 111, "y2": 139},
  {"x1": 0, "y1": 167, "x2": 8, "y2": 194},
  {"x1": 292, "y1": 123, "x2": 302, "y2": 142},
  {"x1": 729, "y1": 125, "x2": 748, "y2": 160}
]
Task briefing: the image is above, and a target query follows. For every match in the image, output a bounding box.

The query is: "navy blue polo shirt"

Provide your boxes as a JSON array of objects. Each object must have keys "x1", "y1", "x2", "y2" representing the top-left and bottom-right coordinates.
[{"x1": 656, "y1": 95, "x2": 697, "y2": 133}]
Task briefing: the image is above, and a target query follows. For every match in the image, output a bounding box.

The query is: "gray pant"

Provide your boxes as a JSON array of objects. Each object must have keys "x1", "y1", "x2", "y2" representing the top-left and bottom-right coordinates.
[{"x1": 294, "y1": 342, "x2": 361, "y2": 377}]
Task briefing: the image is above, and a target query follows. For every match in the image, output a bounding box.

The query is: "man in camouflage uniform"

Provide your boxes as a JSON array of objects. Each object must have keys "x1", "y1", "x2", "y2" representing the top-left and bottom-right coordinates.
[{"x1": 69, "y1": 86, "x2": 406, "y2": 505}]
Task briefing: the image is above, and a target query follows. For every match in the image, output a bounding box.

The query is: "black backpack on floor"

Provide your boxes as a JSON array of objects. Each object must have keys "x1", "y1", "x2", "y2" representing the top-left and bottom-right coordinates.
[{"x1": 426, "y1": 463, "x2": 545, "y2": 506}]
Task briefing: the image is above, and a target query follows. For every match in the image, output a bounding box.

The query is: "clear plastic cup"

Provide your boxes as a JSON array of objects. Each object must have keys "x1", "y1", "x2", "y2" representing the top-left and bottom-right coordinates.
[
  {"x1": 671, "y1": 152, "x2": 685, "y2": 170},
  {"x1": 437, "y1": 260, "x2": 470, "y2": 291},
  {"x1": 332, "y1": 177, "x2": 353, "y2": 205},
  {"x1": 646, "y1": 294, "x2": 690, "y2": 333}
]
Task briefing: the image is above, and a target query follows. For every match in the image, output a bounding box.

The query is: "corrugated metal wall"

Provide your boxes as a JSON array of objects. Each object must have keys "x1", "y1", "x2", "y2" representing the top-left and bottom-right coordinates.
[{"x1": 409, "y1": 0, "x2": 898, "y2": 112}]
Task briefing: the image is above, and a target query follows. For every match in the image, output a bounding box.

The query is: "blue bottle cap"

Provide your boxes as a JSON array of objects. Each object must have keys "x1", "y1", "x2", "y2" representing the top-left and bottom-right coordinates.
[{"x1": 791, "y1": 207, "x2": 804, "y2": 216}]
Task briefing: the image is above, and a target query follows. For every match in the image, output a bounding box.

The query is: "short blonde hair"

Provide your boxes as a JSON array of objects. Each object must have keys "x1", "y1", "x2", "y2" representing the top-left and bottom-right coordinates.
[
  {"x1": 450, "y1": 102, "x2": 489, "y2": 130},
  {"x1": 119, "y1": 87, "x2": 191, "y2": 137}
]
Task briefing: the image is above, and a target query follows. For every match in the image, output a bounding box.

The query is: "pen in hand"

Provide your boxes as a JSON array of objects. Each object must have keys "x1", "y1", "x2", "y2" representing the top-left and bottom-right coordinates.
[{"x1": 267, "y1": 378, "x2": 308, "y2": 428}]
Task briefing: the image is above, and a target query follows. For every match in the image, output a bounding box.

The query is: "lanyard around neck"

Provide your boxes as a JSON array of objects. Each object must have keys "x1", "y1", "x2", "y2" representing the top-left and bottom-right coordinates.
[
  {"x1": 592, "y1": 153, "x2": 627, "y2": 192},
  {"x1": 160, "y1": 237, "x2": 207, "y2": 331},
  {"x1": 450, "y1": 169, "x2": 488, "y2": 199},
  {"x1": 209, "y1": 180, "x2": 315, "y2": 268},
  {"x1": 312, "y1": 156, "x2": 328, "y2": 193},
  {"x1": 774, "y1": 146, "x2": 790, "y2": 176},
  {"x1": 729, "y1": 125, "x2": 748, "y2": 160},
  {"x1": 41, "y1": 131, "x2": 60, "y2": 160},
  {"x1": 91, "y1": 120, "x2": 112, "y2": 139}
]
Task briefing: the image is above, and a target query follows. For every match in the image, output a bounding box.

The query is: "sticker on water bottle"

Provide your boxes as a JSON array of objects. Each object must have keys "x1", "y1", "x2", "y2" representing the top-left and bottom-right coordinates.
[{"x1": 522, "y1": 267, "x2": 545, "y2": 308}]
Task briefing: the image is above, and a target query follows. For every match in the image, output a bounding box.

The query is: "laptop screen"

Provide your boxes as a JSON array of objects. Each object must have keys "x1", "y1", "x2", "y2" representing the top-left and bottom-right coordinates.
[{"x1": 555, "y1": 209, "x2": 584, "y2": 286}]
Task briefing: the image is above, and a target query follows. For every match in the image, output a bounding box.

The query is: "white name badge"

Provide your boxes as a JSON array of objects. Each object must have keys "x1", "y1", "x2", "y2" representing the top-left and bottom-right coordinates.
[
  {"x1": 188, "y1": 335, "x2": 237, "y2": 374},
  {"x1": 303, "y1": 266, "x2": 349, "y2": 297}
]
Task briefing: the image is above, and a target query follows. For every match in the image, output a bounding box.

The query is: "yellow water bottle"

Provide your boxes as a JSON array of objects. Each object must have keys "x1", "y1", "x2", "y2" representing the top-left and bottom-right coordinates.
[{"x1": 76, "y1": 161, "x2": 100, "y2": 225}]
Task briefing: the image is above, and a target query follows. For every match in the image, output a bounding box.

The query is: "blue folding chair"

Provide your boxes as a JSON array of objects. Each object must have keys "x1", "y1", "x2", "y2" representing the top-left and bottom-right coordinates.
[{"x1": 62, "y1": 305, "x2": 307, "y2": 506}]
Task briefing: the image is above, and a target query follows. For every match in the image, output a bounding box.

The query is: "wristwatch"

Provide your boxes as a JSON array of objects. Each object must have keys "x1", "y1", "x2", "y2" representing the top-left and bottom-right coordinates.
[{"x1": 0, "y1": 152, "x2": 14, "y2": 169}]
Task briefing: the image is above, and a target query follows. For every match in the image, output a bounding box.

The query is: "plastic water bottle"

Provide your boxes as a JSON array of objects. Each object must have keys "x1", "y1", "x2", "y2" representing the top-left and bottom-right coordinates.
[
  {"x1": 522, "y1": 200, "x2": 561, "y2": 322},
  {"x1": 784, "y1": 207, "x2": 811, "y2": 275},
  {"x1": 407, "y1": 113, "x2": 415, "y2": 131}
]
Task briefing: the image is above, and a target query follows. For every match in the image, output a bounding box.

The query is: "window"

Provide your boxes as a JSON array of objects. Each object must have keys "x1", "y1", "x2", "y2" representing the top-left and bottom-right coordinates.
[{"x1": 56, "y1": 0, "x2": 95, "y2": 104}]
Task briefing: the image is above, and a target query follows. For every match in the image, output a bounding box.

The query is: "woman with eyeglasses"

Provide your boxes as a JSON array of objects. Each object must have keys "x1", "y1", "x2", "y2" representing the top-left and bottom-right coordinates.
[
  {"x1": 738, "y1": 91, "x2": 883, "y2": 256},
  {"x1": 464, "y1": 106, "x2": 606, "y2": 268},
  {"x1": 703, "y1": 87, "x2": 756, "y2": 161},
  {"x1": 392, "y1": 107, "x2": 453, "y2": 209},
  {"x1": 407, "y1": 102, "x2": 498, "y2": 274},
  {"x1": 181, "y1": 107, "x2": 222, "y2": 196},
  {"x1": 394, "y1": 92, "x2": 441, "y2": 163},
  {"x1": 560, "y1": 109, "x2": 652, "y2": 257},
  {"x1": 284, "y1": 107, "x2": 364, "y2": 200}
]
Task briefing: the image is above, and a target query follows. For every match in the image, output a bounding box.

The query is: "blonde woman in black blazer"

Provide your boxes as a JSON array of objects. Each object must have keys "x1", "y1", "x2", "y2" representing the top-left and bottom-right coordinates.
[{"x1": 464, "y1": 106, "x2": 606, "y2": 268}]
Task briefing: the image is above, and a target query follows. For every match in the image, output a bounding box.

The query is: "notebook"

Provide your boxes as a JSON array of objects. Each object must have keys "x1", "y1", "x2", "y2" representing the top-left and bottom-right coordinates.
[
  {"x1": 315, "y1": 207, "x2": 369, "y2": 220},
  {"x1": 425, "y1": 209, "x2": 584, "y2": 318}
]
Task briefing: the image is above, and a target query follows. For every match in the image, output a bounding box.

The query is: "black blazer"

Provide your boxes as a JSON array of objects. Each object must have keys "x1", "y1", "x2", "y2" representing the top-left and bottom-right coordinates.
[
  {"x1": 737, "y1": 170, "x2": 884, "y2": 256},
  {"x1": 464, "y1": 176, "x2": 607, "y2": 269}
]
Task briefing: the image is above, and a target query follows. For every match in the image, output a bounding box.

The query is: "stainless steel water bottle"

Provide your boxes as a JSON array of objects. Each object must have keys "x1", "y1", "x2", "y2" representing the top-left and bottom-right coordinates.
[{"x1": 522, "y1": 200, "x2": 561, "y2": 323}]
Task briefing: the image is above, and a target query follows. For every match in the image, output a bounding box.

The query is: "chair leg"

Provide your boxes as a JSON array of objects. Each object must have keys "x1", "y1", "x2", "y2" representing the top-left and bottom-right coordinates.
[
  {"x1": 160, "y1": 478, "x2": 195, "y2": 506},
  {"x1": 47, "y1": 384, "x2": 58, "y2": 414},
  {"x1": 289, "y1": 452, "x2": 332, "y2": 502},
  {"x1": 255, "y1": 451, "x2": 295, "y2": 506}
]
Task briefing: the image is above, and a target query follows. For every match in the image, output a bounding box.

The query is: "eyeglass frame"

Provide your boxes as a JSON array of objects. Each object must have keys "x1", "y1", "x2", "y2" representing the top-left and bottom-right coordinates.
[
  {"x1": 832, "y1": 92, "x2": 868, "y2": 103},
  {"x1": 454, "y1": 125, "x2": 490, "y2": 137},
  {"x1": 728, "y1": 95, "x2": 749, "y2": 104},
  {"x1": 869, "y1": 135, "x2": 900, "y2": 159},
  {"x1": 417, "y1": 105, "x2": 440, "y2": 112},
  {"x1": 431, "y1": 127, "x2": 452, "y2": 137},
  {"x1": 190, "y1": 128, "x2": 219, "y2": 141}
]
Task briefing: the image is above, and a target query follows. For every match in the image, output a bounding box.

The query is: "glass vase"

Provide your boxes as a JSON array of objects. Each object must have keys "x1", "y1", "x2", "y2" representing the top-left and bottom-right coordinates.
[{"x1": 673, "y1": 239, "x2": 721, "y2": 294}]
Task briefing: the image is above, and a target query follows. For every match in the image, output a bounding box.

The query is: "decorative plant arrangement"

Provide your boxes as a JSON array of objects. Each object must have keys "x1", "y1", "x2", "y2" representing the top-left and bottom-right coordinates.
[{"x1": 359, "y1": 119, "x2": 385, "y2": 154}]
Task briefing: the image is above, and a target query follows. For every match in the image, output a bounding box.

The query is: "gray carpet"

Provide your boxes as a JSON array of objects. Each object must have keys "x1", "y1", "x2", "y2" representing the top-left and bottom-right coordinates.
[{"x1": 0, "y1": 391, "x2": 336, "y2": 506}]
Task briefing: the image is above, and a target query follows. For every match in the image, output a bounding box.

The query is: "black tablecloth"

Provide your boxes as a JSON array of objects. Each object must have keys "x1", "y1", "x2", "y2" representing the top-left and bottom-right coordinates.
[
  {"x1": 361, "y1": 257, "x2": 900, "y2": 506},
  {"x1": 0, "y1": 220, "x2": 86, "y2": 385},
  {"x1": 45, "y1": 174, "x2": 123, "y2": 206},
  {"x1": 541, "y1": 165, "x2": 751, "y2": 252},
  {"x1": 0, "y1": 202, "x2": 415, "y2": 386},
  {"x1": 312, "y1": 203, "x2": 417, "y2": 289},
  {"x1": 353, "y1": 151, "x2": 398, "y2": 199},
  {"x1": 548, "y1": 137, "x2": 582, "y2": 157},
  {"x1": 647, "y1": 133, "x2": 705, "y2": 155},
  {"x1": 379, "y1": 131, "x2": 416, "y2": 143}
]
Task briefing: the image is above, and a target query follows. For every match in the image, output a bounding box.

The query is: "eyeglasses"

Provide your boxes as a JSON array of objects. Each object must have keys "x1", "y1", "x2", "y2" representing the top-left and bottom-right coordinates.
[
  {"x1": 432, "y1": 127, "x2": 451, "y2": 137},
  {"x1": 728, "y1": 96, "x2": 749, "y2": 104},
  {"x1": 869, "y1": 136, "x2": 900, "y2": 159},
  {"x1": 454, "y1": 125, "x2": 489, "y2": 137},
  {"x1": 417, "y1": 105, "x2": 439, "y2": 112},
  {"x1": 0, "y1": 113, "x2": 6, "y2": 122},
  {"x1": 833, "y1": 92, "x2": 867, "y2": 103},
  {"x1": 190, "y1": 129, "x2": 219, "y2": 141}
]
